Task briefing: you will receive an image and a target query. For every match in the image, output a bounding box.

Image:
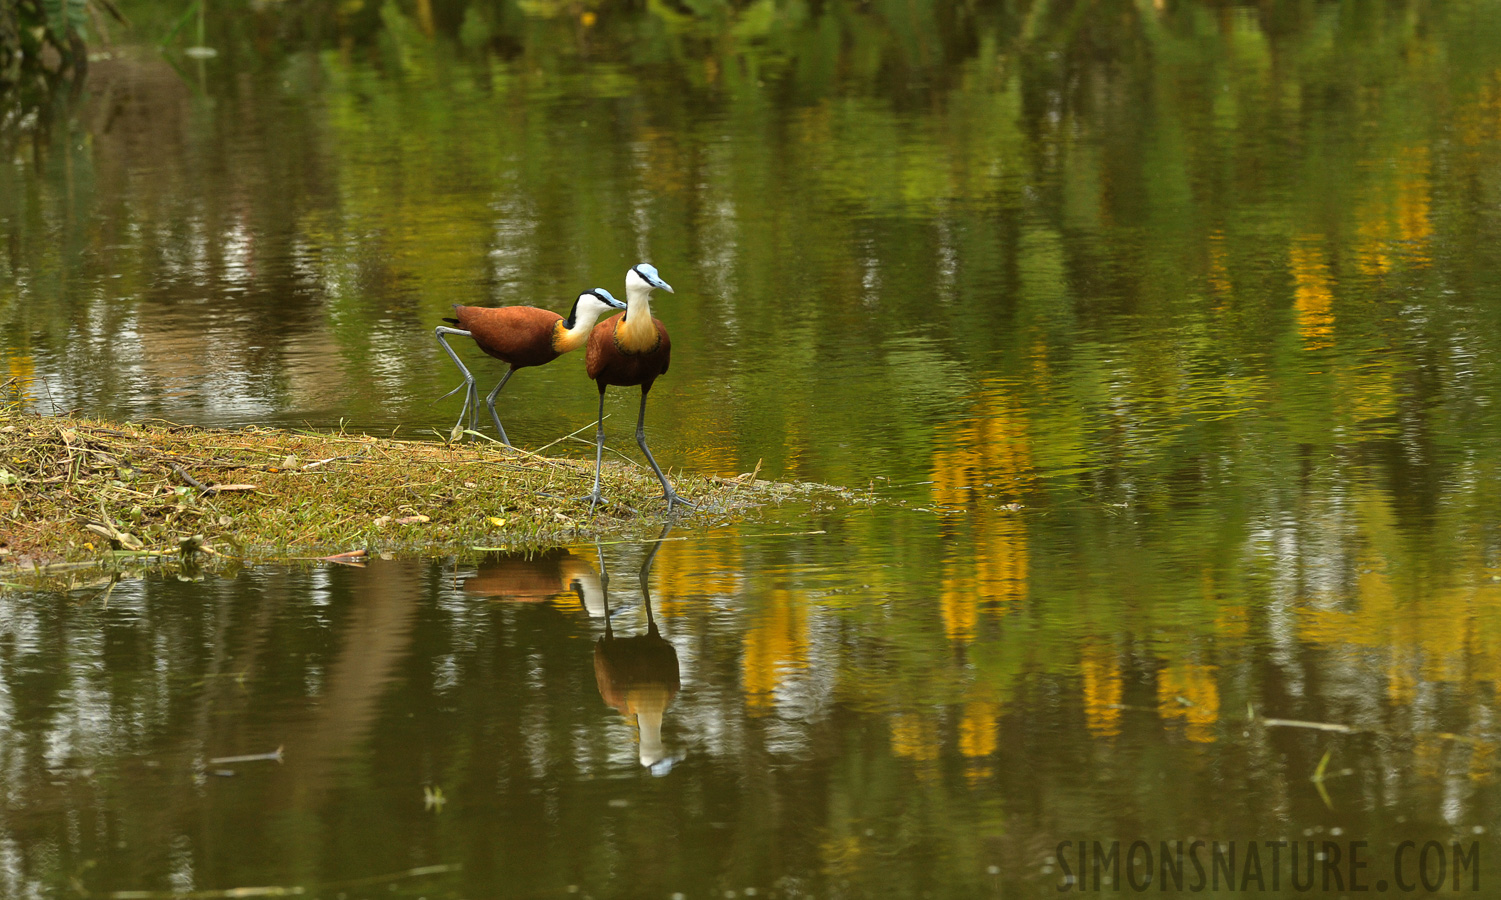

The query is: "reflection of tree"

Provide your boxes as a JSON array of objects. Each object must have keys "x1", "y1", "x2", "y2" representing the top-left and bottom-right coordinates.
[
  {"x1": 4, "y1": 347, "x2": 35, "y2": 402},
  {"x1": 1081, "y1": 646, "x2": 1122, "y2": 739},
  {"x1": 275, "y1": 561, "x2": 423, "y2": 785},
  {"x1": 648, "y1": 527, "x2": 742, "y2": 619},
  {"x1": 1156, "y1": 661, "x2": 1219, "y2": 744},
  {"x1": 1354, "y1": 146, "x2": 1434, "y2": 275},
  {"x1": 889, "y1": 711, "x2": 939, "y2": 763},
  {"x1": 740, "y1": 587, "x2": 807, "y2": 715},
  {"x1": 956, "y1": 699, "x2": 997, "y2": 782},
  {"x1": 1294, "y1": 484, "x2": 1501, "y2": 763},
  {"x1": 7, "y1": 0, "x2": 1499, "y2": 479},
  {"x1": 0, "y1": 560, "x2": 426, "y2": 893},
  {"x1": 1289, "y1": 238, "x2": 1334, "y2": 351},
  {"x1": 931, "y1": 383, "x2": 1032, "y2": 643}
]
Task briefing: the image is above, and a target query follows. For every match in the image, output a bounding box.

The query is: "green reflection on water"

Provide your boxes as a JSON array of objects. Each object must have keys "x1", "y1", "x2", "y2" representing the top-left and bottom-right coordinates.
[
  {"x1": 0, "y1": 506, "x2": 1498, "y2": 897},
  {"x1": 4, "y1": 0, "x2": 1501, "y2": 895},
  {"x1": 4, "y1": 0, "x2": 1499, "y2": 492}
]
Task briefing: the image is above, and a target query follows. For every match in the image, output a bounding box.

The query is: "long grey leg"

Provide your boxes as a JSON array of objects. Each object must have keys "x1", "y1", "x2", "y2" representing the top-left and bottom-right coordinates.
[
  {"x1": 640, "y1": 522, "x2": 671, "y2": 634},
  {"x1": 435, "y1": 326, "x2": 478, "y2": 438},
  {"x1": 484, "y1": 366, "x2": 517, "y2": 447},
  {"x1": 586, "y1": 387, "x2": 608, "y2": 512},
  {"x1": 636, "y1": 388, "x2": 694, "y2": 513}
]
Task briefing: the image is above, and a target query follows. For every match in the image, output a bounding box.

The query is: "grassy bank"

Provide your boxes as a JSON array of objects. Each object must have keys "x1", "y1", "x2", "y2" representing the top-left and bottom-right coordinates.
[{"x1": 1, "y1": 408, "x2": 831, "y2": 580}]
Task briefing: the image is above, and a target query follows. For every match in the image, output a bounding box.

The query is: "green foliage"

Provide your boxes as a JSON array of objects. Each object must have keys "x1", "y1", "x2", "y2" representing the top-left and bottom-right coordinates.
[
  {"x1": 41, "y1": 0, "x2": 87, "y2": 40},
  {"x1": 0, "y1": 0, "x2": 92, "y2": 84}
]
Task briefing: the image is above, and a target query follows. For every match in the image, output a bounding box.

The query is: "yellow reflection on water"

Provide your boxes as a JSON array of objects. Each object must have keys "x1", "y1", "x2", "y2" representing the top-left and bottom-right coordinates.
[
  {"x1": 938, "y1": 568, "x2": 978, "y2": 644},
  {"x1": 890, "y1": 711, "x2": 941, "y2": 763},
  {"x1": 1273, "y1": 483, "x2": 1501, "y2": 775},
  {"x1": 1354, "y1": 145, "x2": 1433, "y2": 274},
  {"x1": 1457, "y1": 71, "x2": 1501, "y2": 147},
  {"x1": 1213, "y1": 604, "x2": 1251, "y2": 641},
  {"x1": 741, "y1": 587, "x2": 809, "y2": 715},
  {"x1": 1336, "y1": 359, "x2": 1399, "y2": 436},
  {"x1": 1396, "y1": 148, "x2": 1433, "y2": 253},
  {"x1": 1297, "y1": 486, "x2": 1501, "y2": 690},
  {"x1": 930, "y1": 382, "x2": 1033, "y2": 643},
  {"x1": 649, "y1": 526, "x2": 742, "y2": 618},
  {"x1": 1302, "y1": 558, "x2": 1501, "y2": 698},
  {"x1": 1082, "y1": 647, "x2": 1123, "y2": 739},
  {"x1": 960, "y1": 700, "x2": 998, "y2": 783},
  {"x1": 5, "y1": 351, "x2": 36, "y2": 402},
  {"x1": 1289, "y1": 238, "x2": 1335, "y2": 350},
  {"x1": 958, "y1": 700, "x2": 998, "y2": 758},
  {"x1": 1157, "y1": 662, "x2": 1220, "y2": 744}
]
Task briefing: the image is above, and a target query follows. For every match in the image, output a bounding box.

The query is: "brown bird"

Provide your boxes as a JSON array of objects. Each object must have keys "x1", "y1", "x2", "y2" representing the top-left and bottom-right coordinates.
[
  {"x1": 436, "y1": 289, "x2": 626, "y2": 446},
  {"x1": 583, "y1": 264, "x2": 691, "y2": 512}
]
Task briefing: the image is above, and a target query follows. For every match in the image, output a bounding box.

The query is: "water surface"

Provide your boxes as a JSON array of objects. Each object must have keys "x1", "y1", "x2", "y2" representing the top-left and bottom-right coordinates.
[{"x1": 5, "y1": 0, "x2": 1501, "y2": 895}]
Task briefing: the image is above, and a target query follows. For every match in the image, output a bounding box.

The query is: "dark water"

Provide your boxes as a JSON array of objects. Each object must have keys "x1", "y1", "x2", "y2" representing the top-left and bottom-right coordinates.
[{"x1": 6, "y1": 0, "x2": 1501, "y2": 896}]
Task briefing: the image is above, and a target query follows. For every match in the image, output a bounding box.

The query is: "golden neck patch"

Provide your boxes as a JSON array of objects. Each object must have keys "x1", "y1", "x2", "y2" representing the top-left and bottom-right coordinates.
[
  {"x1": 553, "y1": 319, "x2": 587, "y2": 353},
  {"x1": 614, "y1": 310, "x2": 659, "y2": 353}
]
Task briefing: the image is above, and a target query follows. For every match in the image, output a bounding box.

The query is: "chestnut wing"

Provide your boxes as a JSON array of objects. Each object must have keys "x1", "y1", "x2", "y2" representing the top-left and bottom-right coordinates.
[{"x1": 456, "y1": 305, "x2": 564, "y2": 368}]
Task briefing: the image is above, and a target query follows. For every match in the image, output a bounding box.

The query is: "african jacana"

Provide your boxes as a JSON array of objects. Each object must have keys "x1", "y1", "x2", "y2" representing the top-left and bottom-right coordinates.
[
  {"x1": 583, "y1": 264, "x2": 691, "y2": 512},
  {"x1": 435, "y1": 289, "x2": 626, "y2": 446}
]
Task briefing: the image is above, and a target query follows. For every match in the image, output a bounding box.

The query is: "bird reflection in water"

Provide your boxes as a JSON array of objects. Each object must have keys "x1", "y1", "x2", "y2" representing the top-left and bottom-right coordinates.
[
  {"x1": 459, "y1": 532, "x2": 682, "y2": 772},
  {"x1": 461, "y1": 547, "x2": 604, "y2": 614},
  {"x1": 592, "y1": 525, "x2": 682, "y2": 774}
]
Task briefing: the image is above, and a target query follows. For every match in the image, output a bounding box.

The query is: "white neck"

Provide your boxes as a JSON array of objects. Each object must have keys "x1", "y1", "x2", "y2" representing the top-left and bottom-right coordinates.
[
  {"x1": 555, "y1": 299, "x2": 614, "y2": 352},
  {"x1": 561, "y1": 302, "x2": 611, "y2": 345},
  {"x1": 624, "y1": 272, "x2": 655, "y2": 323}
]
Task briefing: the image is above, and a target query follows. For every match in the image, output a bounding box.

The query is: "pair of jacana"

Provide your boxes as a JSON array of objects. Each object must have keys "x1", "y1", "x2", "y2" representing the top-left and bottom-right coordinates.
[{"x1": 435, "y1": 264, "x2": 689, "y2": 513}]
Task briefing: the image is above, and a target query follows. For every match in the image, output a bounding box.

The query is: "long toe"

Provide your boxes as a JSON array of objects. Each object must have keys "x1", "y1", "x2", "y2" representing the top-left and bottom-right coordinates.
[{"x1": 665, "y1": 492, "x2": 697, "y2": 513}]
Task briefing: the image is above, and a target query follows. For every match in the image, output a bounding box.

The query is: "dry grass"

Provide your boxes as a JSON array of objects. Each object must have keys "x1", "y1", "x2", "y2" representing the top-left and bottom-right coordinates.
[{"x1": 0, "y1": 403, "x2": 832, "y2": 583}]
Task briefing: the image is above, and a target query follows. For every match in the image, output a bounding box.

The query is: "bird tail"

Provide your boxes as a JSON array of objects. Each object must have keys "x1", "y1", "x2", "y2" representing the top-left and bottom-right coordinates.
[{"x1": 442, "y1": 317, "x2": 460, "y2": 325}]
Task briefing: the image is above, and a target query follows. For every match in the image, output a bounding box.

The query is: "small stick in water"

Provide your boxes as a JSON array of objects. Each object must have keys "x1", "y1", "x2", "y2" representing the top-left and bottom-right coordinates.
[
  {"x1": 1260, "y1": 717, "x2": 1356, "y2": 734},
  {"x1": 207, "y1": 746, "x2": 284, "y2": 765}
]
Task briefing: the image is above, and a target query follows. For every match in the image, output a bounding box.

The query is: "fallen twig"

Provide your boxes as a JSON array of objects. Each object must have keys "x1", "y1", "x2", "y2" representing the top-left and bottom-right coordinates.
[
  {"x1": 207, "y1": 747, "x2": 284, "y2": 765},
  {"x1": 319, "y1": 550, "x2": 368, "y2": 562},
  {"x1": 1260, "y1": 717, "x2": 1356, "y2": 734},
  {"x1": 170, "y1": 464, "x2": 214, "y2": 494},
  {"x1": 529, "y1": 416, "x2": 611, "y2": 457}
]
